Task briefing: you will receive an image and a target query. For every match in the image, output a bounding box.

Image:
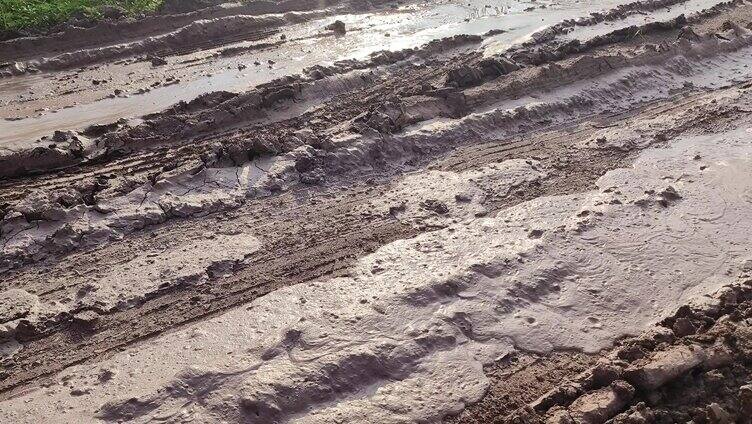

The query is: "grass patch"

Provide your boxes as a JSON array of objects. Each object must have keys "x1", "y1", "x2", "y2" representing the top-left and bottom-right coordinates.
[{"x1": 0, "y1": 0, "x2": 164, "y2": 33}]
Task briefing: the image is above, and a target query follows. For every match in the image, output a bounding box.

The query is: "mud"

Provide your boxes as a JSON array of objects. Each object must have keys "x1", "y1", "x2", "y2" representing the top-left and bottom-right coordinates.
[
  {"x1": 456, "y1": 276, "x2": 752, "y2": 424},
  {"x1": 1, "y1": 12, "x2": 327, "y2": 77},
  {"x1": 1, "y1": 0, "x2": 692, "y2": 138},
  {"x1": 3, "y1": 0, "x2": 752, "y2": 423},
  {"x1": 5, "y1": 17, "x2": 743, "y2": 263},
  {"x1": 5, "y1": 96, "x2": 752, "y2": 423},
  {"x1": 0, "y1": 0, "x2": 356, "y2": 62}
]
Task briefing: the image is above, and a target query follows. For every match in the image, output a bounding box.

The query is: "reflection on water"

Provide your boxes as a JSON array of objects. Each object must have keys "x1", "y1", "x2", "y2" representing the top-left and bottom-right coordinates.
[{"x1": 0, "y1": 0, "x2": 684, "y2": 148}]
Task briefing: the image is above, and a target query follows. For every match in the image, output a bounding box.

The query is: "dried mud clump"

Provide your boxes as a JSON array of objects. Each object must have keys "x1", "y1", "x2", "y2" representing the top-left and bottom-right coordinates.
[
  {"x1": 498, "y1": 281, "x2": 752, "y2": 424},
  {"x1": 446, "y1": 57, "x2": 520, "y2": 88},
  {"x1": 326, "y1": 20, "x2": 347, "y2": 34}
]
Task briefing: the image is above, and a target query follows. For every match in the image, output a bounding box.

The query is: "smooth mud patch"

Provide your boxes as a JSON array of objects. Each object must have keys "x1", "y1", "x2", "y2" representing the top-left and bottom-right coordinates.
[
  {"x1": 0, "y1": 230, "x2": 261, "y2": 357},
  {"x1": 62, "y1": 230, "x2": 262, "y2": 312}
]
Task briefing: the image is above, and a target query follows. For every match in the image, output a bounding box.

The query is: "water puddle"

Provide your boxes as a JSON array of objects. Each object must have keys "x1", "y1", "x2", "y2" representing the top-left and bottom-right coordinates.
[
  {"x1": 559, "y1": 0, "x2": 721, "y2": 42},
  {"x1": 0, "y1": 0, "x2": 689, "y2": 149}
]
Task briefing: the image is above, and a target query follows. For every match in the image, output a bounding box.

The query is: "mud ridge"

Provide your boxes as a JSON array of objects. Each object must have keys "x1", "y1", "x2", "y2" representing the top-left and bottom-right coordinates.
[
  {"x1": 525, "y1": 0, "x2": 699, "y2": 45},
  {"x1": 463, "y1": 0, "x2": 743, "y2": 82},
  {"x1": 3, "y1": 25, "x2": 751, "y2": 270},
  {"x1": 0, "y1": 33, "x2": 484, "y2": 180},
  {"x1": 5, "y1": 120, "x2": 752, "y2": 422},
  {"x1": 5, "y1": 2, "x2": 735, "y2": 178}
]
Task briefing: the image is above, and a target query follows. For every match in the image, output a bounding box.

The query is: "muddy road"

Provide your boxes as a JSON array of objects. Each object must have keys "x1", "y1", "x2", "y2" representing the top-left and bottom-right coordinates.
[{"x1": 3, "y1": 0, "x2": 752, "y2": 422}]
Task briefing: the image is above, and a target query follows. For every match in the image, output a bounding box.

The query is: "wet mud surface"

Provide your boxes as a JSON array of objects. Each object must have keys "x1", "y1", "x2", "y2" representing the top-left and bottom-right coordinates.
[{"x1": 3, "y1": 0, "x2": 752, "y2": 422}]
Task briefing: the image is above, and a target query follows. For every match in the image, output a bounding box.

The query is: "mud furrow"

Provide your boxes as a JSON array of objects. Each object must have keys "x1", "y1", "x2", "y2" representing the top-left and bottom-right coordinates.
[
  {"x1": 1, "y1": 80, "x2": 735, "y2": 396},
  {"x1": 0, "y1": 216, "x2": 415, "y2": 395}
]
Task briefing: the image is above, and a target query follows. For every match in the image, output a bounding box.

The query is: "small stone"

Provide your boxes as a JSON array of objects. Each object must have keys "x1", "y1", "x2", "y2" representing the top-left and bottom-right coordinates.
[
  {"x1": 546, "y1": 407, "x2": 574, "y2": 424},
  {"x1": 528, "y1": 229, "x2": 544, "y2": 239},
  {"x1": 0, "y1": 323, "x2": 11, "y2": 340},
  {"x1": 70, "y1": 386, "x2": 92, "y2": 396},
  {"x1": 0, "y1": 289, "x2": 39, "y2": 324},
  {"x1": 326, "y1": 20, "x2": 346, "y2": 34},
  {"x1": 148, "y1": 55, "x2": 167, "y2": 67},
  {"x1": 672, "y1": 317, "x2": 696, "y2": 337},
  {"x1": 706, "y1": 403, "x2": 732, "y2": 424},
  {"x1": 454, "y1": 193, "x2": 472, "y2": 203},
  {"x1": 580, "y1": 362, "x2": 622, "y2": 389},
  {"x1": 420, "y1": 199, "x2": 449, "y2": 215},
  {"x1": 52, "y1": 130, "x2": 74, "y2": 143},
  {"x1": 703, "y1": 370, "x2": 725, "y2": 388},
  {"x1": 531, "y1": 384, "x2": 582, "y2": 412},
  {"x1": 618, "y1": 405, "x2": 654, "y2": 424},
  {"x1": 624, "y1": 344, "x2": 705, "y2": 390},
  {"x1": 98, "y1": 368, "x2": 117, "y2": 383},
  {"x1": 739, "y1": 384, "x2": 752, "y2": 415},
  {"x1": 568, "y1": 380, "x2": 635, "y2": 424},
  {"x1": 73, "y1": 310, "x2": 100, "y2": 327}
]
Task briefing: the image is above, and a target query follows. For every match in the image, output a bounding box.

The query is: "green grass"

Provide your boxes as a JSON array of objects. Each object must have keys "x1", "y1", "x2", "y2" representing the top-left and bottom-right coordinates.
[{"x1": 0, "y1": 0, "x2": 164, "y2": 33}]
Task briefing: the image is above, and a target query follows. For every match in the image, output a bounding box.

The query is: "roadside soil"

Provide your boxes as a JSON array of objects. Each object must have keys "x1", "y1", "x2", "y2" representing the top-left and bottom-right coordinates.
[{"x1": 3, "y1": 0, "x2": 752, "y2": 422}]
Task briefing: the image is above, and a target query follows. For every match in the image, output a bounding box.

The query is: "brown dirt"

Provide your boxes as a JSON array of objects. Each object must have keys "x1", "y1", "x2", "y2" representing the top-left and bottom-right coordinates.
[
  {"x1": 2, "y1": 74, "x2": 748, "y2": 397},
  {"x1": 447, "y1": 352, "x2": 599, "y2": 423},
  {"x1": 448, "y1": 277, "x2": 752, "y2": 424},
  {"x1": 3, "y1": 2, "x2": 752, "y2": 422}
]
